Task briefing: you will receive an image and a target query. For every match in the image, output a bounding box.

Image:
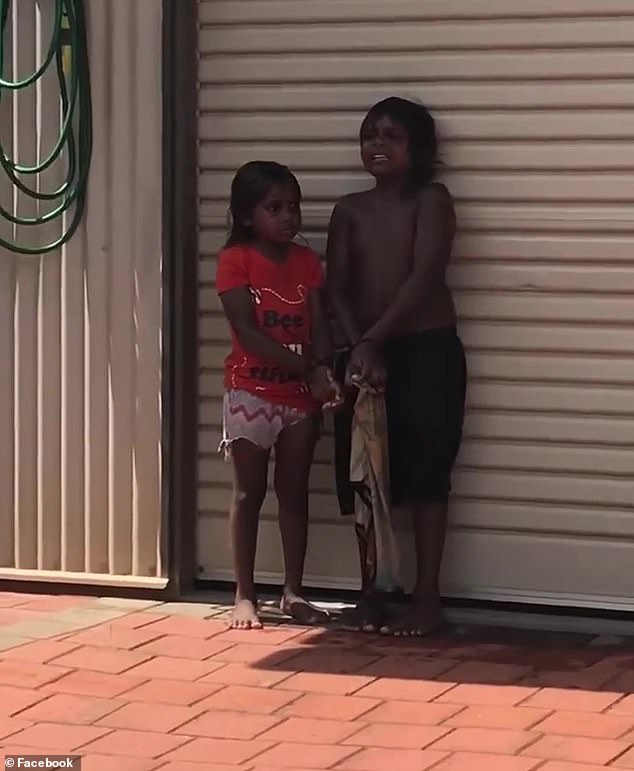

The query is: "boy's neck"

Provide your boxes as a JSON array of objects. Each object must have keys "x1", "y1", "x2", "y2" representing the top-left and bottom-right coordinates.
[{"x1": 373, "y1": 174, "x2": 411, "y2": 198}]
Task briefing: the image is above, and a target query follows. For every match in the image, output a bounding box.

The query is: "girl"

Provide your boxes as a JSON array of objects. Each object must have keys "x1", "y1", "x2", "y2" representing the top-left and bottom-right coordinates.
[
  {"x1": 327, "y1": 97, "x2": 467, "y2": 636},
  {"x1": 216, "y1": 160, "x2": 342, "y2": 630}
]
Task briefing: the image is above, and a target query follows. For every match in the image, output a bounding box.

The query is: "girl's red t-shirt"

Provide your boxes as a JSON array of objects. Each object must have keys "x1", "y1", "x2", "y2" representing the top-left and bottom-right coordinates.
[{"x1": 215, "y1": 242, "x2": 324, "y2": 410}]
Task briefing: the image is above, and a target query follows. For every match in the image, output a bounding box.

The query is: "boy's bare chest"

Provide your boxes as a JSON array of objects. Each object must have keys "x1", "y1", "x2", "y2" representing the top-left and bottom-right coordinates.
[{"x1": 349, "y1": 206, "x2": 416, "y2": 276}]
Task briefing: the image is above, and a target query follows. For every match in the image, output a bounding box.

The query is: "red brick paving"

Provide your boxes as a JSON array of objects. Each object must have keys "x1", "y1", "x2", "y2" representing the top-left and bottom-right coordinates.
[
  {"x1": 260, "y1": 716, "x2": 360, "y2": 745},
  {"x1": 78, "y1": 756, "x2": 161, "y2": 771},
  {"x1": 135, "y1": 634, "x2": 234, "y2": 660},
  {"x1": 1, "y1": 592, "x2": 634, "y2": 770},
  {"x1": 521, "y1": 735, "x2": 629, "y2": 764},
  {"x1": 0, "y1": 659, "x2": 71, "y2": 688},
  {"x1": 0, "y1": 684, "x2": 47, "y2": 715},
  {"x1": 201, "y1": 661, "x2": 294, "y2": 687},
  {"x1": 361, "y1": 699, "x2": 461, "y2": 725},
  {"x1": 436, "y1": 682, "x2": 539, "y2": 705},
  {"x1": 50, "y1": 645, "x2": 153, "y2": 674},
  {"x1": 163, "y1": 737, "x2": 274, "y2": 765},
  {"x1": 444, "y1": 704, "x2": 550, "y2": 730},
  {"x1": 531, "y1": 710, "x2": 634, "y2": 739},
  {"x1": 17, "y1": 693, "x2": 123, "y2": 725},
  {"x1": 538, "y1": 764, "x2": 617, "y2": 771},
  {"x1": 250, "y1": 740, "x2": 355, "y2": 768},
  {"x1": 614, "y1": 746, "x2": 634, "y2": 767},
  {"x1": 80, "y1": 728, "x2": 192, "y2": 758},
  {"x1": 41, "y1": 668, "x2": 146, "y2": 697},
  {"x1": 96, "y1": 701, "x2": 204, "y2": 733},
  {"x1": 63, "y1": 624, "x2": 165, "y2": 650},
  {"x1": 106, "y1": 611, "x2": 167, "y2": 629},
  {"x1": 611, "y1": 695, "x2": 634, "y2": 716},
  {"x1": 10, "y1": 721, "x2": 111, "y2": 751},
  {"x1": 522, "y1": 687, "x2": 623, "y2": 713},
  {"x1": 0, "y1": 716, "x2": 32, "y2": 741},
  {"x1": 122, "y1": 678, "x2": 223, "y2": 706},
  {"x1": 337, "y1": 746, "x2": 448, "y2": 770},
  {"x1": 124, "y1": 654, "x2": 225, "y2": 681},
  {"x1": 432, "y1": 752, "x2": 542, "y2": 770},
  {"x1": 279, "y1": 693, "x2": 380, "y2": 721},
  {"x1": 2, "y1": 639, "x2": 81, "y2": 663},
  {"x1": 197, "y1": 683, "x2": 300, "y2": 714}
]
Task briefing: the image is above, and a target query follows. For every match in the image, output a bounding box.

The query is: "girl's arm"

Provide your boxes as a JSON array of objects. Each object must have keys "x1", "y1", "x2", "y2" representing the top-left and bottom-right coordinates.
[
  {"x1": 308, "y1": 287, "x2": 334, "y2": 365},
  {"x1": 308, "y1": 286, "x2": 343, "y2": 406},
  {"x1": 325, "y1": 199, "x2": 362, "y2": 347},
  {"x1": 219, "y1": 287, "x2": 311, "y2": 375}
]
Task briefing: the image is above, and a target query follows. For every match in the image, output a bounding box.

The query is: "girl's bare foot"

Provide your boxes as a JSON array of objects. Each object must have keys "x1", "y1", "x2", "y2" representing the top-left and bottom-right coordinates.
[
  {"x1": 380, "y1": 597, "x2": 443, "y2": 637},
  {"x1": 281, "y1": 592, "x2": 330, "y2": 626},
  {"x1": 230, "y1": 598, "x2": 263, "y2": 629}
]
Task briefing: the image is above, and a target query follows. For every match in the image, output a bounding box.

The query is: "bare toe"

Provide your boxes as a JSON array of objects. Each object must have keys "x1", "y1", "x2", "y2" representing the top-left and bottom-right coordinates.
[
  {"x1": 230, "y1": 599, "x2": 262, "y2": 629},
  {"x1": 380, "y1": 603, "x2": 443, "y2": 638}
]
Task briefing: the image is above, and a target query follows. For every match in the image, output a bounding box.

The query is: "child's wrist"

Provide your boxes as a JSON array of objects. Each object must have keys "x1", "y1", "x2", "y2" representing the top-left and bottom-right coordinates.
[
  {"x1": 306, "y1": 362, "x2": 330, "y2": 377},
  {"x1": 306, "y1": 353, "x2": 332, "y2": 370},
  {"x1": 353, "y1": 336, "x2": 378, "y2": 350}
]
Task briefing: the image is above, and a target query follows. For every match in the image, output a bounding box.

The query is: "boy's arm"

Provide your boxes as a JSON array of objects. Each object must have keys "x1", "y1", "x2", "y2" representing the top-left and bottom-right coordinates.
[
  {"x1": 363, "y1": 184, "x2": 456, "y2": 345},
  {"x1": 325, "y1": 200, "x2": 362, "y2": 347},
  {"x1": 219, "y1": 287, "x2": 311, "y2": 375}
]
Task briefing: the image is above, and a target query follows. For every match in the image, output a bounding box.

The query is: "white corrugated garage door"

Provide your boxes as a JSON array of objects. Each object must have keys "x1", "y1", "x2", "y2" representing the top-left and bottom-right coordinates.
[{"x1": 196, "y1": 0, "x2": 634, "y2": 610}]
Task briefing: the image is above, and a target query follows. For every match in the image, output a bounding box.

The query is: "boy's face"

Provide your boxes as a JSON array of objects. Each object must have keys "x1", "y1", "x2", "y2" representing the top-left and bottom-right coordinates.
[
  {"x1": 360, "y1": 114, "x2": 411, "y2": 180},
  {"x1": 249, "y1": 183, "x2": 301, "y2": 243}
]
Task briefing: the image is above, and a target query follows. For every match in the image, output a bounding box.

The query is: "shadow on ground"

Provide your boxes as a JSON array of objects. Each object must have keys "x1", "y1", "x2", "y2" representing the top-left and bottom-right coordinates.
[{"x1": 224, "y1": 596, "x2": 634, "y2": 695}]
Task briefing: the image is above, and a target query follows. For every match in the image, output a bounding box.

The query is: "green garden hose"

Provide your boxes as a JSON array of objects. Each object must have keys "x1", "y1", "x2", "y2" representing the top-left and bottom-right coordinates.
[{"x1": 0, "y1": 0, "x2": 92, "y2": 255}]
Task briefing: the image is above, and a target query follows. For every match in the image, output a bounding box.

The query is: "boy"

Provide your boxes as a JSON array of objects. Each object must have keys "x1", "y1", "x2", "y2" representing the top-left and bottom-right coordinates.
[{"x1": 327, "y1": 97, "x2": 467, "y2": 636}]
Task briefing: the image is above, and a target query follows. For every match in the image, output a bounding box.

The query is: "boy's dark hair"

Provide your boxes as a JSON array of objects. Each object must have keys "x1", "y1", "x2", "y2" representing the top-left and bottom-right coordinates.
[
  {"x1": 360, "y1": 97, "x2": 439, "y2": 187},
  {"x1": 226, "y1": 160, "x2": 302, "y2": 246}
]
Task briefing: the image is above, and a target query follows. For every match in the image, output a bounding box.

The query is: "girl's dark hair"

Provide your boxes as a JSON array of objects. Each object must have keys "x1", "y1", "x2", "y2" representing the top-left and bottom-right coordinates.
[
  {"x1": 360, "y1": 97, "x2": 439, "y2": 187},
  {"x1": 226, "y1": 160, "x2": 302, "y2": 246}
]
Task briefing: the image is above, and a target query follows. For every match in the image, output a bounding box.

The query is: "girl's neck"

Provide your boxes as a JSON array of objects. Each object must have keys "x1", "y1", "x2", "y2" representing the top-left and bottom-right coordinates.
[{"x1": 252, "y1": 239, "x2": 290, "y2": 263}]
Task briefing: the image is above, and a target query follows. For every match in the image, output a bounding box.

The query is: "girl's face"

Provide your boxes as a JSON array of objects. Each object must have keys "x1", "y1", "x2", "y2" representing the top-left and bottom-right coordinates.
[
  {"x1": 360, "y1": 114, "x2": 411, "y2": 180},
  {"x1": 248, "y1": 183, "x2": 301, "y2": 243}
]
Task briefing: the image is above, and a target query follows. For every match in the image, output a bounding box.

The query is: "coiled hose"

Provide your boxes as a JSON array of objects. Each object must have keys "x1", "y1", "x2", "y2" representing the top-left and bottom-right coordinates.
[{"x1": 0, "y1": 0, "x2": 92, "y2": 254}]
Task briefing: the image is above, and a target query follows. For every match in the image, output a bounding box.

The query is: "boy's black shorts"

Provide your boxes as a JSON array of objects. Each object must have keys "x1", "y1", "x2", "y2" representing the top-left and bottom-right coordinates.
[
  {"x1": 384, "y1": 326, "x2": 467, "y2": 506},
  {"x1": 334, "y1": 325, "x2": 467, "y2": 511}
]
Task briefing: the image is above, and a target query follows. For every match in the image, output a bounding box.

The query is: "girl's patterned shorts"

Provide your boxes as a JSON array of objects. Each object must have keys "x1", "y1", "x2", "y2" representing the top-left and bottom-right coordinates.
[{"x1": 219, "y1": 389, "x2": 312, "y2": 459}]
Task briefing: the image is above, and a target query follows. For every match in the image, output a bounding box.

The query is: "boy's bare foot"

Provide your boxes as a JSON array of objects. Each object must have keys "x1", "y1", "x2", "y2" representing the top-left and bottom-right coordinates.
[
  {"x1": 341, "y1": 594, "x2": 387, "y2": 633},
  {"x1": 380, "y1": 597, "x2": 443, "y2": 637},
  {"x1": 281, "y1": 592, "x2": 330, "y2": 626},
  {"x1": 230, "y1": 598, "x2": 263, "y2": 629}
]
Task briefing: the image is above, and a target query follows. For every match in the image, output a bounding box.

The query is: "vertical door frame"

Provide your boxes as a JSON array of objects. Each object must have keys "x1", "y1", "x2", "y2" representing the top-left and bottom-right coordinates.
[{"x1": 162, "y1": 0, "x2": 200, "y2": 598}]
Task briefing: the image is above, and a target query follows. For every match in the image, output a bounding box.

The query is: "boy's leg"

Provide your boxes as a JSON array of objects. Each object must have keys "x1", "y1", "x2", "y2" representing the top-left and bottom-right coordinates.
[
  {"x1": 380, "y1": 329, "x2": 467, "y2": 636},
  {"x1": 406, "y1": 500, "x2": 448, "y2": 634},
  {"x1": 229, "y1": 439, "x2": 270, "y2": 629},
  {"x1": 274, "y1": 411, "x2": 329, "y2": 625}
]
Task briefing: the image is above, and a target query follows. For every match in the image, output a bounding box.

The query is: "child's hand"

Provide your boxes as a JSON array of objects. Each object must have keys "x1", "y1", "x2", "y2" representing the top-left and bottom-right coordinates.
[
  {"x1": 347, "y1": 340, "x2": 386, "y2": 393},
  {"x1": 322, "y1": 371, "x2": 344, "y2": 411},
  {"x1": 308, "y1": 365, "x2": 343, "y2": 407}
]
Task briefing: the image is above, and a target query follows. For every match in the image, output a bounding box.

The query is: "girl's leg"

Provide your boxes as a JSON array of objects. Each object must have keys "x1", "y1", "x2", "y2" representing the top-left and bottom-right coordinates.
[
  {"x1": 229, "y1": 439, "x2": 270, "y2": 629},
  {"x1": 274, "y1": 413, "x2": 329, "y2": 625}
]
